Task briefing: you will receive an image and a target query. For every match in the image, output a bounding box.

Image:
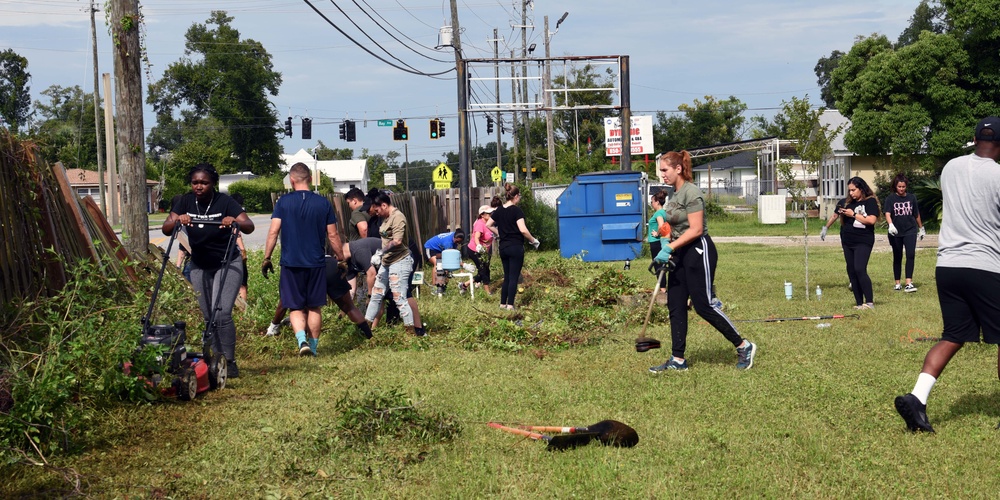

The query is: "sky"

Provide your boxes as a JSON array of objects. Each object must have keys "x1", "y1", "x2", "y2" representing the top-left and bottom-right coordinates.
[{"x1": 1, "y1": 0, "x2": 920, "y2": 168}]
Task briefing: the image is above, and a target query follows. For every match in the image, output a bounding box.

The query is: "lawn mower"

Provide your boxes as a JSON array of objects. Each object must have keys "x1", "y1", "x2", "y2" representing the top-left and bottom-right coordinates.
[{"x1": 126, "y1": 222, "x2": 235, "y2": 400}]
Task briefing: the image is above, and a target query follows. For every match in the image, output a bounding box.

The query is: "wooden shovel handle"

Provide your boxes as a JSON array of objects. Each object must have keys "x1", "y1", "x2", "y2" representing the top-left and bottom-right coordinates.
[
  {"x1": 518, "y1": 425, "x2": 578, "y2": 434},
  {"x1": 488, "y1": 422, "x2": 545, "y2": 440}
]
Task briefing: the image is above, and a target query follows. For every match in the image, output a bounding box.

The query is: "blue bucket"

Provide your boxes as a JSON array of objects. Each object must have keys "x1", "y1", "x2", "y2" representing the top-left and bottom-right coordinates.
[{"x1": 441, "y1": 248, "x2": 462, "y2": 271}]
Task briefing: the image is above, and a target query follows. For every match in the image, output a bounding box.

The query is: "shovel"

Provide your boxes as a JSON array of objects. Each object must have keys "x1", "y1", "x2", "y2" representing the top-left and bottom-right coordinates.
[
  {"x1": 519, "y1": 419, "x2": 639, "y2": 448},
  {"x1": 635, "y1": 263, "x2": 668, "y2": 352},
  {"x1": 488, "y1": 422, "x2": 599, "y2": 451}
]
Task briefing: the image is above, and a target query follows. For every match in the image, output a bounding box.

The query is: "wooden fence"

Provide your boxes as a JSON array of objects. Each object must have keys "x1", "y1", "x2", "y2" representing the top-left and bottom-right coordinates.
[{"x1": 0, "y1": 132, "x2": 137, "y2": 306}]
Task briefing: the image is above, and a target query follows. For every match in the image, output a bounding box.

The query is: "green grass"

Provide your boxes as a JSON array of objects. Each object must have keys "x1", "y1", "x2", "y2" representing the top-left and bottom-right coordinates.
[{"x1": 3, "y1": 241, "x2": 995, "y2": 498}]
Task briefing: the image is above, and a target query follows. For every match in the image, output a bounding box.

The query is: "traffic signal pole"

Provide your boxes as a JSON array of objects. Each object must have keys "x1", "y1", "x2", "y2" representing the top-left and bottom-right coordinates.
[{"x1": 451, "y1": 0, "x2": 472, "y2": 234}]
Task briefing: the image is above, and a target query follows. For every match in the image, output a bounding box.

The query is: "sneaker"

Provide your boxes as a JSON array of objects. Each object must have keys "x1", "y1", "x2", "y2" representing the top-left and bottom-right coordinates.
[
  {"x1": 265, "y1": 322, "x2": 280, "y2": 337},
  {"x1": 894, "y1": 394, "x2": 935, "y2": 432},
  {"x1": 854, "y1": 303, "x2": 874, "y2": 310},
  {"x1": 711, "y1": 297, "x2": 724, "y2": 310},
  {"x1": 649, "y1": 358, "x2": 688, "y2": 373},
  {"x1": 736, "y1": 341, "x2": 757, "y2": 370},
  {"x1": 308, "y1": 337, "x2": 318, "y2": 356},
  {"x1": 228, "y1": 360, "x2": 240, "y2": 378},
  {"x1": 298, "y1": 341, "x2": 313, "y2": 356},
  {"x1": 894, "y1": 283, "x2": 902, "y2": 291},
  {"x1": 904, "y1": 283, "x2": 917, "y2": 293},
  {"x1": 280, "y1": 317, "x2": 291, "y2": 326}
]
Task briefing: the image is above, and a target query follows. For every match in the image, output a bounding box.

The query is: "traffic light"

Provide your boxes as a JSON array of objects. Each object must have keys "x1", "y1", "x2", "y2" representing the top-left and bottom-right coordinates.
[
  {"x1": 301, "y1": 118, "x2": 312, "y2": 140},
  {"x1": 429, "y1": 118, "x2": 440, "y2": 139},
  {"x1": 486, "y1": 116, "x2": 494, "y2": 134},
  {"x1": 393, "y1": 119, "x2": 408, "y2": 141},
  {"x1": 438, "y1": 120, "x2": 446, "y2": 138},
  {"x1": 284, "y1": 117, "x2": 292, "y2": 137},
  {"x1": 339, "y1": 122, "x2": 347, "y2": 140},
  {"x1": 345, "y1": 120, "x2": 356, "y2": 142}
]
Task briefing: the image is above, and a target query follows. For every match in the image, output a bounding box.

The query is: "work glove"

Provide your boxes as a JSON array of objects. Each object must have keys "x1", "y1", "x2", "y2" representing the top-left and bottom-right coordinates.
[
  {"x1": 820, "y1": 226, "x2": 828, "y2": 241},
  {"x1": 530, "y1": 238, "x2": 540, "y2": 250},
  {"x1": 261, "y1": 258, "x2": 274, "y2": 279},
  {"x1": 475, "y1": 244, "x2": 484, "y2": 254},
  {"x1": 918, "y1": 226, "x2": 925, "y2": 240},
  {"x1": 371, "y1": 249, "x2": 383, "y2": 269},
  {"x1": 888, "y1": 223, "x2": 898, "y2": 236},
  {"x1": 654, "y1": 241, "x2": 673, "y2": 263}
]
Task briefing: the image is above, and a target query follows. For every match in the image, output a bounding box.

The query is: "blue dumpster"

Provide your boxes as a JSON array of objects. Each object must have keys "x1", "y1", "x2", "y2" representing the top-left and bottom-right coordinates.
[{"x1": 557, "y1": 171, "x2": 647, "y2": 262}]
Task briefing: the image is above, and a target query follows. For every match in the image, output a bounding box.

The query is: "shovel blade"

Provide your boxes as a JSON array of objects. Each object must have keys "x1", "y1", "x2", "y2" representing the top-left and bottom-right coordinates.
[
  {"x1": 586, "y1": 420, "x2": 640, "y2": 448},
  {"x1": 545, "y1": 431, "x2": 599, "y2": 451}
]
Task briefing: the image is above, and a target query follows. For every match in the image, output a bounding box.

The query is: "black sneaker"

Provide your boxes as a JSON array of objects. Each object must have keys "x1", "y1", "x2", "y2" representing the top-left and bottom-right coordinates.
[
  {"x1": 299, "y1": 342, "x2": 313, "y2": 356},
  {"x1": 228, "y1": 360, "x2": 240, "y2": 378},
  {"x1": 894, "y1": 394, "x2": 934, "y2": 432}
]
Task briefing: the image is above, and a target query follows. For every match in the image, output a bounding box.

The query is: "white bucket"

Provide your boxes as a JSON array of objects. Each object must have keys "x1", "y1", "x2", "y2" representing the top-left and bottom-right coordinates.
[{"x1": 442, "y1": 248, "x2": 462, "y2": 271}]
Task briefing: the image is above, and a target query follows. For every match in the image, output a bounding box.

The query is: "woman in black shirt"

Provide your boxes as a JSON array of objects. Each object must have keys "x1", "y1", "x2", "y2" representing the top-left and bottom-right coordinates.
[
  {"x1": 487, "y1": 184, "x2": 539, "y2": 310},
  {"x1": 820, "y1": 176, "x2": 879, "y2": 310}
]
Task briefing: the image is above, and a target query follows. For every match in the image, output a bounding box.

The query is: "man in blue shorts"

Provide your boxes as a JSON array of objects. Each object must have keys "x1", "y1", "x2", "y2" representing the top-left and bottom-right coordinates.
[
  {"x1": 262, "y1": 162, "x2": 347, "y2": 356},
  {"x1": 894, "y1": 117, "x2": 1000, "y2": 432}
]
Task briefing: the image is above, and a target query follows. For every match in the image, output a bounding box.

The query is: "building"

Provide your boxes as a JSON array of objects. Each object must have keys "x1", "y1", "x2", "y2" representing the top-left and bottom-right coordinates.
[
  {"x1": 817, "y1": 110, "x2": 882, "y2": 218},
  {"x1": 64, "y1": 167, "x2": 159, "y2": 213},
  {"x1": 691, "y1": 150, "x2": 758, "y2": 199},
  {"x1": 279, "y1": 149, "x2": 368, "y2": 193}
]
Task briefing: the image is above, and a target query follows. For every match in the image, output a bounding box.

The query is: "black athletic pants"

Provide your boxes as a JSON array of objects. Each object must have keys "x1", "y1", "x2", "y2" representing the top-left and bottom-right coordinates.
[
  {"x1": 888, "y1": 234, "x2": 917, "y2": 281},
  {"x1": 842, "y1": 238, "x2": 874, "y2": 305},
  {"x1": 499, "y1": 245, "x2": 525, "y2": 307}
]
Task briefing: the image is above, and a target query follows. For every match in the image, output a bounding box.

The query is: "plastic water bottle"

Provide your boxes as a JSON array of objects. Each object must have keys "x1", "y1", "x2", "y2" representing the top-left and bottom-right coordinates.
[
  {"x1": 784, "y1": 281, "x2": 793, "y2": 300},
  {"x1": 815, "y1": 285, "x2": 822, "y2": 301},
  {"x1": 624, "y1": 259, "x2": 630, "y2": 271},
  {"x1": 816, "y1": 323, "x2": 832, "y2": 329}
]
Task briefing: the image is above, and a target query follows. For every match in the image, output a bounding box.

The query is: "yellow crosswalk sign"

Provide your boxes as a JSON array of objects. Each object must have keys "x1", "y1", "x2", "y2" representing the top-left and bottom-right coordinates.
[{"x1": 434, "y1": 163, "x2": 453, "y2": 189}]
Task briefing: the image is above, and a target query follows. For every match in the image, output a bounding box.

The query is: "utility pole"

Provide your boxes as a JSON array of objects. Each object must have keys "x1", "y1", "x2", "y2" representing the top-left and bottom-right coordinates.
[
  {"x1": 102, "y1": 74, "x2": 118, "y2": 225},
  {"x1": 620, "y1": 56, "x2": 631, "y2": 172},
  {"x1": 510, "y1": 51, "x2": 519, "y2": 182},
  {"x1": 520, "y1": 0, "x2": 532, "y2": 181},
  {"x1": 89, "y1": 0, "x2": 106, "y2": 215},
  {"x1": 493, "y1": 28, "x2": 502, "y2": 178},
  {"x1": 110, "y1": 0, "x2": 149, "y2": 255},
  {"x1": 404, "y1": 143, "x2": 409, "y2": 191},
  {"x1": 544, "y1": 15, "x2": 555, "y2": 174},
  {"x1": 450, "y1": 0, "x2": 471, "y2": 234}
]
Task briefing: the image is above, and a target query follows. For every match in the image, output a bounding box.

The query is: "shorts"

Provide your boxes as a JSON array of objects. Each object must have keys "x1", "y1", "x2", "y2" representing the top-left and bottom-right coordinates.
[
  {"x1": 324, "y1": 257, "x2": 352, "y2": 301},
  {"x1": 426, "y1": 248, "x2": 442, "y2": 260},
  {"x1": 279, "y1": 266, "x2": 327, "y2": 310},
  {"x1": 938, "y1": 267, "x2": 1000, "y2": 344}
]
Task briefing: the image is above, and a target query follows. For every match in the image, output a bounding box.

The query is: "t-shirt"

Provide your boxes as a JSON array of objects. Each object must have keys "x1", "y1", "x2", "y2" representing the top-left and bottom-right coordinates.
[
  {"x1": 271, "y1": 190, "x2": 336, "y2": 268},
  {"x1": 346, "y1": 237, "x2": 383, "y2": 277},
  {"x1": 378, "y1": 208, "x2": 410, "y2": 265},
  {"x1": 835, "y1": 196, "x2": 878, "y2": 245},
  {"x1": 469, "y1": 218, "x2": 494, "y2": 252},
  {"x1": 937, "y1": 153, "x2": 1000, "y2": 273},
  {"x1": 348, "y1": 207, "x2": 370, "y2": 242},
  {"x1": 663, "y1": 182, "x2": 706, "y2": 241},
  {"x1": 647, "y1": 208, "x2": 667, "y2": 242},
  {"x1": 424, "y1": 231, "x2": 460, "y2": 253},
  {"x1": 171, "y1": 192, "x2": 244, "y2": 271},
  {"x1": 883, "y1": 192, "x2": 920, "y2": 236},
  {"x1": 491, "y1": 204, "x2": 527, "y2": 250}
]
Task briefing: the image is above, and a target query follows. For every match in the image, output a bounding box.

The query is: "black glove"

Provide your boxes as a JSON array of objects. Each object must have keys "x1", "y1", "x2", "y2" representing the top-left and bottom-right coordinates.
[{"x1": 261, "y1": 258, "x2": 274, "y2": 279}]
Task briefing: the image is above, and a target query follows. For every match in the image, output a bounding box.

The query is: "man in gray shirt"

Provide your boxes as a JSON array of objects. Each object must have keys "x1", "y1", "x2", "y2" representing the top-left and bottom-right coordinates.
[{"x1": 895, "y1": 116, "x2": 1000, "y2": 433}]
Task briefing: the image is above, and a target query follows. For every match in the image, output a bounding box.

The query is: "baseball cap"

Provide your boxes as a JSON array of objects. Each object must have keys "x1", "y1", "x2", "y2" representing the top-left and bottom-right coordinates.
[
  {"x1": 478, "y1": 204, "x2": 495, "y2": 214},
  {"x1": 975, "y1": 116, "x2": 1000, "y2": 141}
]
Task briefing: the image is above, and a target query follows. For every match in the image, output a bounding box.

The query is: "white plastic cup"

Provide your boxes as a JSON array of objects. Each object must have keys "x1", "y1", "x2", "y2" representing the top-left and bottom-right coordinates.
[{"x1": 784, "y1": 281, "x2": 793, "y2": 300}]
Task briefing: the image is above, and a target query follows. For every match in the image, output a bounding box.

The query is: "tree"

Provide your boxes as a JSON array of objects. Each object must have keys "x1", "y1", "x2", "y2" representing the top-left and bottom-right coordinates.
[
  {"x1": 652, "y1": 96, "x2": 747, "y2": 153},
  {"x1": 897, "y1": 0, "x2": 946, "y2": 48},
  {"x1": 312, "y1": 141, "x2": 353, "y2": 161},
  {"x1": 813, "y1": 50, "x2": 843, "y2": 109},
  {"x1": 31, "y1": 85, "x2": 101, "y2": 170},
  {"x1": 774, "y1": 96, "x2": 842, "y2": 301},
  {"x1": 111, "y1": 0, "x2": 149, "y2": 256},
  {"x1": 147, "y1": 11, "x2": 283, "y2": 175},
  {"x1": 551, "y1": 64, "x2": 616, "y2": 164},
  {"x1": 832, "y1": 31, "x2": 971, "y2": 163},
  {"x1": 0, "y1": 49, "x2": 31, "y2": 132}
]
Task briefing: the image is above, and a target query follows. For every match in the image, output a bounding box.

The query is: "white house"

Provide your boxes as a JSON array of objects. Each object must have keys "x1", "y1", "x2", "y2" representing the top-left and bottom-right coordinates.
[
  {"x1": 279, "y1": 149, "x2": 368, "y2": 193},
  {"x1": 691, "y1": 150, "x2": 759, "y2": 198}
]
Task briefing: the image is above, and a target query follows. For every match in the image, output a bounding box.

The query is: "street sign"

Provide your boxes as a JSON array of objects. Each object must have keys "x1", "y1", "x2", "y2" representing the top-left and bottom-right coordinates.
[
  {"x1": 505, "y1": 172, "x2": 514, "y2": 184},
  {"x1": 384, "y1": 172, "x2": 397, "y2": 186},
  {"x1": 490, "y1": 166, "x2": 502, "y2": 183},
  {"x1": 433, "y1": 162, "x2": 453, "y2": 189},
  {"x1": 377, "y1": 119, "x2": 393, "y2": 127}
]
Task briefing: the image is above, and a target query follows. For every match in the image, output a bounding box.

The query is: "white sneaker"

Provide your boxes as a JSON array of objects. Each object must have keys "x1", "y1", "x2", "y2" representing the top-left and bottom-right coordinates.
[
  {"x1": 265, "y1": 322, "x2": 280, "y2": 337},
  {"x1": 894, "y1": 283, "x2": 902, "y2": 291},
  {"x1": 904, "y1": 283, "x2": 917, "y2": 293}
]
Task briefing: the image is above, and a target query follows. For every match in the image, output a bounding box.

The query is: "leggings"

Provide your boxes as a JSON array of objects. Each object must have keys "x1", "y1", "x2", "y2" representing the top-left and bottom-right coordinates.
[
  {"x1": 842, "y1": 239, "x2": 874, "y2": 305},
  {"x1": 665, "y1": 235, "x2": 743, "y2": 359},
  {"x1": 499, "y1": 245, "x2": 525, "y2": 307},
  {"x1": 190, "y1": 259, "x2": 243, "y2": 363},
  {"x1": 888, "y1": 234, "x2": 917, "y2": 281}
]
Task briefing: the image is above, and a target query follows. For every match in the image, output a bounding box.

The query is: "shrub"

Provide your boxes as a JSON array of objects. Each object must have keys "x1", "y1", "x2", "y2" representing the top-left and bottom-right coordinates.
[
  {"x1": 229, "y1": 176, "x2": 286, "y2": 212},
  {"x1": 514, "y1": 184, "x2": 559, "y2": 250}
]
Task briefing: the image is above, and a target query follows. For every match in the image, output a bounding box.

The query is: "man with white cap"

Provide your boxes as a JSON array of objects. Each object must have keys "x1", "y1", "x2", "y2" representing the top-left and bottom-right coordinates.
[
  {"x1": 894, "y1": 116, "x2": 1000, "y2": 432},
  {"x1": 468, "y1": 203, "x2": 498, "y2": 295}
]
